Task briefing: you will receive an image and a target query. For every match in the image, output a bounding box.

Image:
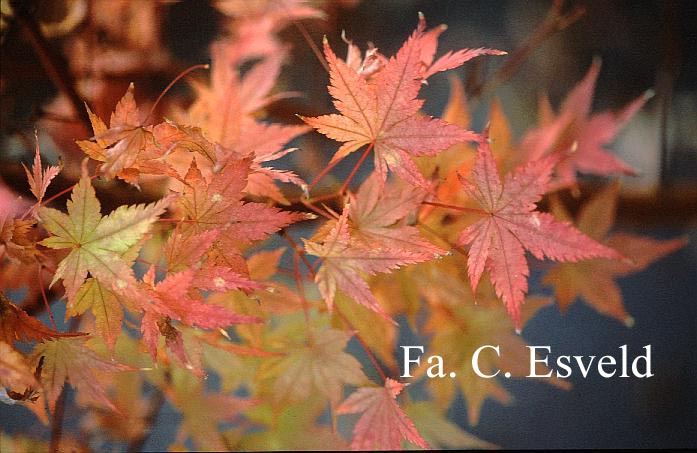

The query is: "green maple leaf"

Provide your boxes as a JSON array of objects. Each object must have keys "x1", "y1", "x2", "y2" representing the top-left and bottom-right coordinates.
[
  {"x1": 38, "y1": 176, "x2": 169, "y2": 301},
  {"x1": 258, "y1": 321, "x2": 368, "y2": 405}
]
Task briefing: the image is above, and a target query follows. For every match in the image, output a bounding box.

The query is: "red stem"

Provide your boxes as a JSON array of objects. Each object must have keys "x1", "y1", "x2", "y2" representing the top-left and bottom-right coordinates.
[
  {"x1": 21, "y1": 174, "x2": 99, "y2": 220},
  {"x1": 37, "y1": 264, "x2": 57, "y2": 330},
  {"x1": 339, "y1": 142, "x2": 374, "y2": 195},
  {"x1": 335, "y1": 307, "x2": 387, "y2": 383},
  {"x1": 421, "y1": 200, "x2": 487, "y2": 215},
  {"x1": 144, "y1": 64, "x2": 209, "y2": 126},
  {"x1": 307, "y1": 157, "x2": 343, "y2": 191}
]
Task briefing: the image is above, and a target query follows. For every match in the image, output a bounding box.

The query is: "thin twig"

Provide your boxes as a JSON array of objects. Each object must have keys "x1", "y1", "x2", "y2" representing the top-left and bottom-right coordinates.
[
  {"x1": 10, "y1": 0, "x2": 91, "y2": 132},
  {"x1": 293, "y1": 20, "x2": 330, "y2": 73},
  {"x1": 473, "y1": 0, "x2": 585, "y2": 102}
]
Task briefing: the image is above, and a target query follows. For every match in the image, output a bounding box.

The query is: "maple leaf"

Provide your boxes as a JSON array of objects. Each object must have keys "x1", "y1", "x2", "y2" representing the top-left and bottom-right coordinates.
[
  {"x1": 168, "y1": 367, "x2": 258, "y2": 451},
  {"x1": 1, "y1": 292, "x2": 85, "y2": 344},
  {"x1": 22, "y1": 138, "x2": 60, "y2": 203},
  {"x1": 336, "y1": 377, "x2": 429, "y2": 450},
  {"x1": 301, "y1": 15, "x2": 491, "y2": 189},
  {"x1": 77, "y1": 84, "x2": 157, "y2": 180},
  {"x1": 543, "y1": 181, "x2": 687, "y2": 323},
  {"x1": 520, "y1": 59, "x2": 651, "y2": 187},
  {"x1": 456, "y1": 135, "x2": 620, "y2": 327},
  {"x1": 228, "y1": 121, "x2": 309, "y2": 205},
  {"x1": 178, "y1": 158, "x2": 306, "y2": 264},
  {"x1": 370, "y1": 254, "x2": 569, "y2": 424},
  {"x1": 305, "y1": 205, "x2": 434, "y2": 323},
  {"x1": 258, "y1": 323, "x2": 367, "y2": 405},
  {"x1": 213, "y1": 0, "x2": 325, "y2": 63},
  {"x1": 406, "y1": 401, "x2": 496, "y2": 449},
  {"x1": 186, "y1": 42, "x2": 309, "y2": 202},
  {"x1": 240, "y1": 397, "x2": 349, "y2": 450},
  {"x1": 38, "y1": 176, "x2": 169, "y2": 302},
  {"x1": 31, "y1": 337, "x2": 131, "y2": 412},
  {"x1": 68, "y1": 278, "x2": 133, "y2": 351},
  {"x1": 138, "y1": 267, "x2": 261, "y2": 366},
  {"x1": 348, "y1": 172, "x2": 446, "y2": 260},
  {"x1": 0, "y1": 341, "x2": 39, "y2": 394}
]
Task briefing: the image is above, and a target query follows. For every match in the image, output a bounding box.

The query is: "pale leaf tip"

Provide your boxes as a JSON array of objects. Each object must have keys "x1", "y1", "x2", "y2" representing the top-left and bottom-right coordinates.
[
  {"x1": 643, "y1": 89, "x2": 655, "y2": 101},
  {"x1": 514, "y1": 327, "x2": 522, "y2": 335}
]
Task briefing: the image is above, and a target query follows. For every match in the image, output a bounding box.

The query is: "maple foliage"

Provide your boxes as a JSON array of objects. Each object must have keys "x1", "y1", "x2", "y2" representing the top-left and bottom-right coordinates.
[
  {"x1": 1, "y1": 292, "x2": 84, "y2": 344},
  {"x1": 456, "y1": 133, "x2": 621, "y2": 327},
  {"x1": 38, "y1": 175, "x2": 169, "y2": 302},
  {"x1": 31, "y1": 337, "x2": 132, "y2": 412},
  {"x1": 520, "y1": 59, "x2": 651, "y2": 188},
  {"x1": 0, "y1": 3, "x2": 685, "y2": 452},
  {"x1": 337, "y1": 377, "x2": 429, "y2": 450},
  {"x1": 301, "y1": 14, "x2": 503, "y2": 190},
  {"x1": 544, "y1": 181, "x2": 687, "y2": 323}
]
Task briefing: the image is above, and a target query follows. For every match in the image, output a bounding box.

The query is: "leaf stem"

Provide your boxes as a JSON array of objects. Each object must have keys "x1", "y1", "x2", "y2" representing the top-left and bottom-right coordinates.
[
  {"x1": 421, "y1": 200, "x2": 487, "y2": 215},
  {"x1": 339, "y1": 142, "x2": 374, "y2": 195},
  {"x1": 144, "y1": 64, "x2": 210, "y2": 126},
  {"x1": 293, "y1": 20, "x2": 329, "y2": 74},
  {"x1": 280, "y1": 229, "x2": 316, "y2": 280},
  {"x1": 37, "y1": 264, "x2": 57, "y2": 330},
  {"x1": 307, "y1": 157, "x2": 343, "y2": 192},
  {"x1": 335, "y1": 307, "x2": 387, "y2": 383}
]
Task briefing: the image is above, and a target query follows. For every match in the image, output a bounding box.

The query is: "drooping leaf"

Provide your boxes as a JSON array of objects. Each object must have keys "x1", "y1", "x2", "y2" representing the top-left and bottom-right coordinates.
[
  {"x1": 336, "y1": 377, "x2": 429, "y2": 450},
  {"x1": 31, "y1": 337, "x2": 131, "y2": 412},
  {"x1": 0, "y1": 292, "x2": 85, "y2": 344}
]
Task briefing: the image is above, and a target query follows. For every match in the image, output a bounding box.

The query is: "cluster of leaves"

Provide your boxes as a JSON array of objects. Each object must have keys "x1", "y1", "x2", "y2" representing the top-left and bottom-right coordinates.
[{"x1": 0, "y1": 2, "x2": 686, "y2": 451}]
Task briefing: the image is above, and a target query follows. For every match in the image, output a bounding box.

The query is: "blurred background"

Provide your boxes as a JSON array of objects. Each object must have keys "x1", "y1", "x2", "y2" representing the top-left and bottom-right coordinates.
[{"x1": 1, "y1": 0, "x2": 696, "y2": 449}]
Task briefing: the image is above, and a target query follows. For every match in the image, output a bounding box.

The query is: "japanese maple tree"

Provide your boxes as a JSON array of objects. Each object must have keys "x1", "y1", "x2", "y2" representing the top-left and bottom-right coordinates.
[{"x1": 0, "y1": 2, "x2": 687, "y2": 452}]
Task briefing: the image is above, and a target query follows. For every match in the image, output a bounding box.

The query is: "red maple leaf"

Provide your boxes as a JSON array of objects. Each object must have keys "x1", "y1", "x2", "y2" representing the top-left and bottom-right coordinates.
[
  {"x1": 520, "y1": 59, "x2": 650, "y2": 188},
  {"x1": 457, "y1": 134, "x2": 621, "y2": 328},
  {"x1": 178, "y1": 158, "x2": 308, "y2": 267},
  {"x1": 337, "y1": 377, "x2": 429, "y2": 450},
  {"x1": 305, "y1": 204, "x2": 437, "y2": 323},
  {"x1": 1, "y1": 292, "x2": 85, "y2": 344},
  {"x1": 301, "y1": 15, "x2": 501, "y2": 190}
]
